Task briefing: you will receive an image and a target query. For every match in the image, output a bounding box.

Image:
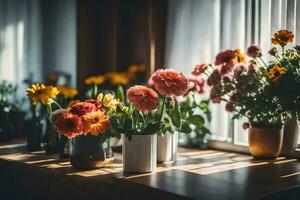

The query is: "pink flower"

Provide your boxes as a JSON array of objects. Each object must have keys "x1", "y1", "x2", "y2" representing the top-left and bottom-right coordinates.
[
  {"x1": 148, "y1": 69, "x2": 188, "y2": 96},
  {"x1": 246, "y1": 44, "x2": 262, "y2": 58},
  {"x1": 211, "y1": 98, "x2": 221, "y2": 104},
  {"x1": 225, "y1": 102, "x2": 234, "y2": 112},
  {"x1": 192, "y1": 64, "x2": 209, "y2": 76},
  {"x1": 243, "y1": 122, "x2": 250, "y2": 130},
  {"x1": 233, "y1": 64, "x2": 246, "y2": 78},
  {"x1": 215, "y1": 50, "x2": 237, "y2": 70},
  {"x1": 84, "y1": 99, "x2": 103, "y2": 111},
  {"x1": 248, "y1": 64, "x2": 256, "y2": 74},
  {"x1": 230, "y1": 95, "x2": 238, "y2": 103},
  {"x1": 54, "y1": 113, "x2": 89, "y2": 138},
  {"x1": 127, "y1": 85, "x2": 160, "y2": 112},
  {"x1": 187, "y1": 76, "x2": 205, "y2": 94}
]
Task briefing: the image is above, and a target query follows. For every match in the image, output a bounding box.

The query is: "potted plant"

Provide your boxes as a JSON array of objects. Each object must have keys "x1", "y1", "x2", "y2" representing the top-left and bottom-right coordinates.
[
  {"x1": 264, "y1": 30, "x2": 300, "y2": 154},
  {"x1": 49, "y1": 97, "x2": 114, "y2": 170},
  {"x1": 147, "y1": 69, "x2": 189, "y2": 163},
  {"x1": 198, "y1": 46, "x2": 288, "y2": 159}
]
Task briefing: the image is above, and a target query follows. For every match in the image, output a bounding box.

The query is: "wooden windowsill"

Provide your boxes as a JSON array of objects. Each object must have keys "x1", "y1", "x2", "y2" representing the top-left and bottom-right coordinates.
[{"x1": 1, "y1": 139, "x2": 300, "y2": 199}]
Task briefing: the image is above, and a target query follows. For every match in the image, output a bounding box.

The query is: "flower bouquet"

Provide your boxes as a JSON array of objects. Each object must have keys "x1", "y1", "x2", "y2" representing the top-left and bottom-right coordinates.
[
  {"x1": 109, "y1": 69, "x2": 189, "y2": 172},
  {"x1": 194, "y1": 33, "x2": 290, "y2": 158},
  {"x1": 50, "y1": 99, "x2": 112, "y2": 170}
]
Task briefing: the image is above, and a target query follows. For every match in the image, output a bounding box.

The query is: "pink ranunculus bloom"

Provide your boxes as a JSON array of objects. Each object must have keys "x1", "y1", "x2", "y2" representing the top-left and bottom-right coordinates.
[
  {"x1": 187, "y1": 76, "x2": 205, "y2": 94},
  {"x1": 148, "y1": 69, "x2": 188, "y2": 96},
  {"x1": 192, "y1": 64, "x2": 209, "y2": 76},
  {"x1": 246, "y1": 44, "x2": 262, "y2": 58},
  {"x1": 127, "y1": 85, "x2": 160, "y2": 112},
  {"x1": 247, "y1": 64, "x2": 256, "y2": 74},
  {"x1": 215, "y1": 50, "x2": 237, "y2": 69},
  {"x1": 211, "y1": 98, "x2": 221, "y2": 104}
]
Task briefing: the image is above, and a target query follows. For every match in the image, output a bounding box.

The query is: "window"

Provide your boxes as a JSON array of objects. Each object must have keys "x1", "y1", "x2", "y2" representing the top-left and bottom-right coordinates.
[{"x1": 165, "y1": 0, "x2": 300, "y2": 150}]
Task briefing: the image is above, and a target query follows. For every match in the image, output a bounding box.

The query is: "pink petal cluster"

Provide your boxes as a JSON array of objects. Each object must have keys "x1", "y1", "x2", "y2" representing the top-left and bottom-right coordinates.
[
  {"x1": 127, "y1": 85, "x2": 160, "y2": 112},
  {"x1": 215, "y1": 50, "x2": 237, "y2": 74},
  {"x1": 192, "y1": 64, "x2": 209, "y2": 76},
  {"x1": 233, "y1": 64, "x2": 246, "y2": 78},
  {"x1": 246, "y1": 44, "x2": 262, "y2": 58},
  {"x1": 207, "y1": 69, "x2": 221, "y2": 86},
  {"x1": 70, "y1": 100, "x2": 103, "y2": 116},
  {"x1": 187, "y1": 76, "x2": 205, "y2": 94},
  {"x1": 148, "y1": 69, "x2": 188, "y2": 96}
]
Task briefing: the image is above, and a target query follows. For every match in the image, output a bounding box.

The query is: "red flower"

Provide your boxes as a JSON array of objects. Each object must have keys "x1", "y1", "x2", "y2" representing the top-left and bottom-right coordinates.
[
  {"x1": 70, "y1": 101, "x2": 101, "y2": 117},
  {"x1": 243, "y1": 122, "x2": 250, "y2": 130},
  {"x1": 84, "y1": 99, "x2": 103, "y2": 111},
  {"x1": 215, "y1": 50, "x2": 237, "y2": 72},
  {"x1": 54, "y1": 113, "x2": 89, "y2": 138},
  {"x1": 148, "y1": 69, "x2": 188, "y2": 96},
  {"x1": 225, "y1": 102, "x2": 234, "y2": 112},
  {"x1": 230, "y1": 95, "x2": 238, "y2": 103},
  {"x1": 192, "y1": 64, "x2": 209, "y2": 76},
  {"x1": 222, "y1": 75, "x2": 231, "y2": 83},
  {"x1": 247, "y1": 64, "x2": 256, "y2": 74},
  {"x1": 127, "y1": 85, "x2": 160, "y2": 112},
  {"x1": 207, "y1": 69, "x2": 221, "y2": 86},
  {"x1": 246, "y1": 44, "x2": 262, "y2": 58}
]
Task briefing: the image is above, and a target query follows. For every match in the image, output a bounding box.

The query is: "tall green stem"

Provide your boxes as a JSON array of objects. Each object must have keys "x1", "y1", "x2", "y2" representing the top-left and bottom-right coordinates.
[{"x1": 159, "y1": 96, "x2": 166, "y2": 123}]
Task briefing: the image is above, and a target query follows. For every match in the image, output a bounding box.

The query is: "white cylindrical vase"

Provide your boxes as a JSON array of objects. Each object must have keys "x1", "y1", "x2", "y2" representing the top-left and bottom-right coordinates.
[
  {"x1": 122, "y1": 134, "x2": 157, "y2": 173},
  {"x1": 157, "y1": 132, "x2": 178, "y2": 163}
]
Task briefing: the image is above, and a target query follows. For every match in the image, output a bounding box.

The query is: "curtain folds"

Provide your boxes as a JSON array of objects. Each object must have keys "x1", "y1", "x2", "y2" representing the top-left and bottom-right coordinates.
[{"x1": 165, "y1": 0, "x2": 300, "y2": 144}]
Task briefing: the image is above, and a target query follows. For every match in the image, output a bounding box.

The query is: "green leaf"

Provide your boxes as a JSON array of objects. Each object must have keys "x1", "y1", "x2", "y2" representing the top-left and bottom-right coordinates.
[
  {"x1": 116, "y1": 85, "x2": 125, "y2": 102},
  {"x1": 187, "y1": 115, "x2": 205, "y2": 127},
  {"x1": 180, "y1": 121, "x2": 192, "y2": 133},
  {"x1": 170, "y1": 101, "x2": 182, "y2": 128}
]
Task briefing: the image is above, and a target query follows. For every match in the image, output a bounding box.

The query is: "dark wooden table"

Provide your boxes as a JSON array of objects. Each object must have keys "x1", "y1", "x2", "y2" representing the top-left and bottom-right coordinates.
[{"x1": 1, "y1": 139, "x2": 300, "y2": 200}]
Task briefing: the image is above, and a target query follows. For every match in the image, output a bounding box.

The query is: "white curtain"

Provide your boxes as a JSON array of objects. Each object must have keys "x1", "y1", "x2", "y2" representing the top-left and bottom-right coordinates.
[
  {"x1": 0, "y1": 0, "x2": 42, "y2": 98},
  {"x1": 165, "y1": 0, "x2": 300, "y2": 144}
]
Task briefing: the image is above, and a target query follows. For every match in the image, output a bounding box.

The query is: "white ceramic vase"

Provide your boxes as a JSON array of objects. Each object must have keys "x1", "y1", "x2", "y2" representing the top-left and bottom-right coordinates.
[
  {"x1": 157, "y1": 132, "x2": 178, "y2": 163},
  {"x1": 122, "y1": 134, "x2": 157, "y2": 173}
]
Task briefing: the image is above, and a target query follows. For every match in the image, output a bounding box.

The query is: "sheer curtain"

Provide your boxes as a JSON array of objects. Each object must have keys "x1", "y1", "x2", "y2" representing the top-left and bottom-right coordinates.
[
  {"x1": 165, "y1": 0, "x2": 300, "y2": 145},
  {"x1": 0, "y1": 0, "x2": 42, "y2": 98}
]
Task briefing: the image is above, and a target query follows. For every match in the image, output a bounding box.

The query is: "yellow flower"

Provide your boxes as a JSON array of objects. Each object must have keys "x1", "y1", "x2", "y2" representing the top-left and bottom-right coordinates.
[
  {"x1": 127, "y1": 64, "x2": 146, "y2": 80},
  {"x1": 56, "y1": 85, "x2": 78, "y2": 99},
  {"x1": 234, "y1": 48, "x2": 247, "y2": 63},
  {"x1": 268, "y1": 64, "x2": 287, "y2": 81},
  {"x1": 97, "y1": 93, "x2": 120, "y2": 108},
  {"x1": 271, "y1": 30, "x2": 294, "y2": 46},
  {"x1": 27, "y1": 84, "x2": 60, "y2": 105},
  {"x1": 106, "y1": 72, "x2": 129, "y2": 86},
  {"x1": 83, "y1": 111, "x2": 110, "y2": 136},
  {"x1": 85, "y1": 75, "x2": 106, "y2": 85}
]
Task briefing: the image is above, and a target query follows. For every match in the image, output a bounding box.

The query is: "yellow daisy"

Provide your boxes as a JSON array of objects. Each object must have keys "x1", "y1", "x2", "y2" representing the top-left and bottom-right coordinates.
[
  {"x1": 57, "y1": 85, "x2": 78, "y2": 99},
  {"x1": 27, "y1": 84, "x2": 60, "y2": 105},
  {"x1": 85, "y1": 75, "x2": 106, "y2": 85}
]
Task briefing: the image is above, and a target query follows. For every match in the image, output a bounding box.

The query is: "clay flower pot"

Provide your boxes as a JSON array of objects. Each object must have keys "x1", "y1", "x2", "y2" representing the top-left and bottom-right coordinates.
[{"x1": 248, "y1": 127, "x2": 283, "y2": 159}]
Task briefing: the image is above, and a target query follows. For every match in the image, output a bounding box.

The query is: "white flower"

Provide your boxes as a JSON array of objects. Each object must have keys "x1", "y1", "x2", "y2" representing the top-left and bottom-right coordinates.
[{"x1": 50, "y1": 109, "x2": 66, "y2": 124}]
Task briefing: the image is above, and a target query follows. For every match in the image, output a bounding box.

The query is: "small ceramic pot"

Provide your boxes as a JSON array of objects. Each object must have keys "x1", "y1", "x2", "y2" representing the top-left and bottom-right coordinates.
[
  {"x1": 248, "y1": 127, "x2": 283, "y2": 159},
  {"x1": 122, "y1": 134, "x2": 157, "y2": 173},
  {"x1": 157, "y1": 132, "x2": 178, "y2": 163},
  {"x1": 281, "y1": 114, "x2": 299, "y2": 155},
  {"x1": 69, "y1": 135, "x2": 112, "y2": 170}
]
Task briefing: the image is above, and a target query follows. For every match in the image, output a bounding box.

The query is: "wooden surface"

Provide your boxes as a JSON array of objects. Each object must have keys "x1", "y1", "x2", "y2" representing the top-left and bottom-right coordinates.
[{"x1": 1, "y1": 139, "x2": 300, "y2": 200}]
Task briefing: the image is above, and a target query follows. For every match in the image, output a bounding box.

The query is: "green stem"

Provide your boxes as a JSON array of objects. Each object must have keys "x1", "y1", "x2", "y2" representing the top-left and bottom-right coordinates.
[
  {"x1": 159, "y1": 96, "x2": 167, "y2": 123},
  {"x1": 51, "y1": 99, "x2": 63, "y2": 109},
  {"x1": 259, "y1": 57, "x2": 268, "y2": 68}
]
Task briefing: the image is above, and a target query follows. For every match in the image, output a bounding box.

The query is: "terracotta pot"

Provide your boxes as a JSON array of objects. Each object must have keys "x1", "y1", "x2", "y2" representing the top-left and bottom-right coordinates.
[
  {"x1": 281, "y1": 114, "x2": 299, "y2": 155},
  {"x1": 248, "y1": 127, "x2": 283, "y2": 159}
]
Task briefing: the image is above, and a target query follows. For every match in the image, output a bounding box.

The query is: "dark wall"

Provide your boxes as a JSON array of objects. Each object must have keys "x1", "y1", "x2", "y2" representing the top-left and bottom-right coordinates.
[{"x1": 77, "y1": 0, "x2": 167, "y2": 91}]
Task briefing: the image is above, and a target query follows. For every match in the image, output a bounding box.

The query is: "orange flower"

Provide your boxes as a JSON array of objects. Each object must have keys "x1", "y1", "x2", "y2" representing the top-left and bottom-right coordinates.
[
  {"x1": 235, "y1": 48, "x2": 247, "y2": 63},
  {"x1": 127, "y1": 85, "x2": 160, "y2": 112},
  {"x1": 83, "y1": 111, "x2": 110, "y2": 136},
  {"x1": 148, "y1": 69, "x2": 188, "y2": 96},
  {"x1": 56, "y1": 85, "x2": 78, "y2": 99},
  {"x1": 268, "y1": 64, "x2": 287, "y2": 81},
  {"x1": 271, "y1": 30, "x2": 294, "y2": 46}
]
